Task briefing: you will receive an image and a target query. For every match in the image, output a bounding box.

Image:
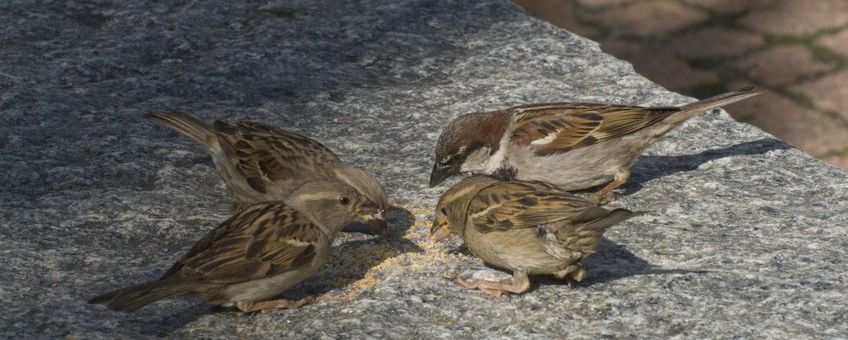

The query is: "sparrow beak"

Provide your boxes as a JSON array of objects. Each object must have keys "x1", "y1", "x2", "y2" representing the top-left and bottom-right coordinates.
[
  {"x1": 353, "y1": 201, "x2": 388, "y2": 235},
  {"x1": 364, "y1": 210, "x2": 388, "y2": 236},
  {"x1": 429, "y1": 162, "x2": 454, "y2": 187},
  {"x1": 429, "y1": 218, "x2": 451, "y2": 242}
]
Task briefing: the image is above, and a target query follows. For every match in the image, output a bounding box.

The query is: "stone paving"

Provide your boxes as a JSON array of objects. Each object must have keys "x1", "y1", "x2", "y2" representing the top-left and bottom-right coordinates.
[{"x1": 513, "y1": 0, "x2": 848, "y2": 169}]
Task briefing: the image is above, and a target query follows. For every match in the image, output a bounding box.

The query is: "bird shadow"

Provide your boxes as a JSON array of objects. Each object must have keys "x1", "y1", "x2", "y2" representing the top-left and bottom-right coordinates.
[
  {"x1": 134, "y1": 304, "x2": 216, "y2": 336},
  {"x1": 621, "y1": 138, "x2": 790, "y2": 195},
  {"x1": 79, "y1": 290, "x2": 221, "y2": 337},
  {"x1": 533, "y1": 238, "x2": 706, "y2": 290},
  {"x1": 454, "y1": 238, "x2": 702, "y2": 294},
  {"x1": 285, "y1": 205, "x2": 422, "y2": 298}
]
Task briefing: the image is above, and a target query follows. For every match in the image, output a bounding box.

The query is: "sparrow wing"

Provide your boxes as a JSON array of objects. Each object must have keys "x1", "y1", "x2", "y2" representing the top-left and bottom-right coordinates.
[
  {"x1": 467, "y1": 181, "x2": 595, "y2": 233},
  {"x1": 162, "y1": 202, "x2": 321, "y2": 284},
  {"x1": 510, "y1": 103, "x2": 678, "y2": 156},
  {"x1": 540, "y1": 208, "x2": 641, "y2": 259},
  {"x1": 212, "y1": 120, "x2": 341, "y2": 194}
]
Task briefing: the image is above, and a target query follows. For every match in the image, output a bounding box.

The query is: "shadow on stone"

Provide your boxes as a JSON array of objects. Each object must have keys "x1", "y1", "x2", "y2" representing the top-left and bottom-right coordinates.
[
  {"x1": 461, "y1": 238, "x2": 703, "y2": 293},
  {"x1": 623, "y1": 138, "x2": 790, "y2": 195},
  {"x1": 136, "y1": 304, "x2": 215, "y2": 337},
  {"x1": 526, "y1": 239, "x2": 704, "y2": 291},
  {"x1": 448, "y1": 244, "x2": 469, "y2": 256},
  {"x1": 72, "y1": 297, "x2": 215, "y2": 337},
  {"x1": 578, "y1": 238, "x2": 706, "y2": 287},
  {"x1": 340, "y1": 222, "x2": 385, "y2": 235}
]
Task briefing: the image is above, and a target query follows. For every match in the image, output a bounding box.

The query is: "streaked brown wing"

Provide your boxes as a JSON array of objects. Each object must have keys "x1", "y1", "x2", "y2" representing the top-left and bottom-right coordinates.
[
  {"x1": 163, "y1": 203, "x2": 321, "y2": 284},
  {"x1": 510, "y1": 103, "x2": 679, "y2": 156},
  {"x1": 467, "y1": 181, "x2": 594, "y2": 233},
  {"x1": 544, "y1": 208, "x2": 638, "y2": 257},
  {"x1": 213, "y1": 120, "x2": 341, "y2": 193}
]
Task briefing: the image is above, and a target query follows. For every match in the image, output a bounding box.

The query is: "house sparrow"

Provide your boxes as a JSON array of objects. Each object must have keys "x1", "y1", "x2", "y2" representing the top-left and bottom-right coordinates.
[
  {"x1": 146, "y1": 112, "x2": 388, "y2": 234},
  {"x1": 429, "y1": 88, "x2": 761, "y2": 203},
  {"x1": 88, "y1": 179, "x2": 381, "y2": 313},
  {"x1": 430, "y1": 176, "x2": 641, "y2": 296}
]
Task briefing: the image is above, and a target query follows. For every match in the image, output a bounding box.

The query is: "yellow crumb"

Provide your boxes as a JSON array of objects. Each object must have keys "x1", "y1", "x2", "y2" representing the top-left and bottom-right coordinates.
[{"x1": 317, "y1": 203, "x2": 457, "y2": 301}]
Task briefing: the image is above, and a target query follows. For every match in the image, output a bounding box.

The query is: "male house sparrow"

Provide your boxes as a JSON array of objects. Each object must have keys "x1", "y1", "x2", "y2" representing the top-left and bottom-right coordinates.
[
  {"x1": 431, "y1": 176, "x2": 641, "y2": 296},
  {"x1": 89, "y1": 179, "x2": 381, "y2": 313},
  {"x1": 146, "y1": 112, "x2": 388, "y2": 234},
  {"x1": 429, "y1": 88, "x2": 761, "y2": 203}
]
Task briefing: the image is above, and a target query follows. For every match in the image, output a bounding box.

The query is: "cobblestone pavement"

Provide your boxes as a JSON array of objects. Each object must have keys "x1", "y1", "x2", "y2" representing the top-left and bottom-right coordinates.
[{"x1": 513, "y1": 0, "x2": 848, "y2": 169}]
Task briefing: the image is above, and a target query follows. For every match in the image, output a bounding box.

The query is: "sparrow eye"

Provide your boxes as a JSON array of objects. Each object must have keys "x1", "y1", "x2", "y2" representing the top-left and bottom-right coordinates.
[
  {"x1": 441, "y1": 153, "x2": 458, "y2": 164},
  {"x1": 440, "y1": 207, "x2": 447, "y2": 215},
  {"x1": 339, "y1": 197, "x2": 351, "y2": 205}
]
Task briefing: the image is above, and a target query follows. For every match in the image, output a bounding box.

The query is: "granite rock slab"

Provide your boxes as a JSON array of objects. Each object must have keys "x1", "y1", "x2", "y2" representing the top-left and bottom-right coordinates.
[{"x1": 1, "y1": 0, "x2": 847, "y2": 338}]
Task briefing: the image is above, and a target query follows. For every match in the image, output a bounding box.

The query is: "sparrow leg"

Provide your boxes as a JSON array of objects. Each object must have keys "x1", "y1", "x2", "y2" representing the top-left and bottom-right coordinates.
[
  {"x1": 455, "y1": 271, "x2": 531, "y2": 296},
  {"x1": 590, "y1": 169, "x2": 630, "y2": 205},
  {"x1": 235, "y1": 296, "x2": 315, "y2": 313},
  {"x1": 555, "y1": 263, "x2": 587, "y2": 288}
]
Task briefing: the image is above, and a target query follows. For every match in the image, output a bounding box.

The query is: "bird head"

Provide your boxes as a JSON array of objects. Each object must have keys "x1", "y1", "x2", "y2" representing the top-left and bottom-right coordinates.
[
  {"x1": 430, "y1": 176, "x2": 498, "y2": 242},
  {"x1": 286, "y1": 179, "x2": 383, "y2": 235},
  {"x1": 430, "y1": 111, "x2": 509, "y2": 187},
  {"x1": 333, "y1": 165, "x2": 389, "y2": 235}
]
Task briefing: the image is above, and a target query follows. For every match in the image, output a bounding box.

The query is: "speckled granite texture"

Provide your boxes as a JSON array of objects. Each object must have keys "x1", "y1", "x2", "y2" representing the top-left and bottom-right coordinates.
[{"x1": 1, "y1": 0, "x2": 847, "y2": 338}]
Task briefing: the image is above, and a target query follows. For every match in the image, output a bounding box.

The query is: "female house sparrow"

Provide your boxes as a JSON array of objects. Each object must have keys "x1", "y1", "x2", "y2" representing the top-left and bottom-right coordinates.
[
  {"x1": 429, "y1": 88, "x2": 761, "y2": 203},
  {"x1": 431, "y1": 176, "x2": 641, "y2": 296},
  {"x1": 146, "y1": 112, "x2": 388, "y2": 234},
  {"x1": 89, "y1": 179, "x2": 381, "y2": 313}
]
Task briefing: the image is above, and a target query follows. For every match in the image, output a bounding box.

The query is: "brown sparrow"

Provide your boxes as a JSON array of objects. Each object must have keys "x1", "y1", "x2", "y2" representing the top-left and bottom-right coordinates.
[
  {"x1": 146, "y1": 112, "x2": 388, "y2": 234},
  {"x1": 88, "y1": 179, "x2": 381, "y2": 313},
  {"x1": 429, "y1": 88, "x2": 761, "y2": 203},
  {"x1": 431, "y1": 176, "x2": 641, "y2": 296}
]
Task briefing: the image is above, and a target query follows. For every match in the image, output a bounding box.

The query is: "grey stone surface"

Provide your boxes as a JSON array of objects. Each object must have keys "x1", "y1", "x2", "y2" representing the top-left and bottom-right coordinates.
[{"x1": 1, "y1": 0, "x2": 847, "y2": 338}]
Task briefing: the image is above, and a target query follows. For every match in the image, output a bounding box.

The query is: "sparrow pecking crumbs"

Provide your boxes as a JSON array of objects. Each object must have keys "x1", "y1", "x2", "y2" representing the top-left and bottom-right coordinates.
[
  {"x1": 88, "y1": 179, "x2": 381, "y2": 313},
  {"x1": 431, "y1": 176, "x2": 642, "y2": 296},
  {"x1": 146, "y1": 112, "x2": 388, "y2": 234}
]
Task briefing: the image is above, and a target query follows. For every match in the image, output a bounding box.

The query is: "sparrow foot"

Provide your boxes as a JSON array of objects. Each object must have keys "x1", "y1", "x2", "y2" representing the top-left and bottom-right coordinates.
[
  {"x1": 590, "y1": 191, "x2": 621, "y2": 205},
  {"x1": 555, "y1": 264, "x2": 587, "y2": 288},
  {"x1": 235, "y1": 295, "x2": 316, "y2": 313},
  {"x1": 454, "y1": 271, "x2": 530, "y2": 297},
  {"x1": 455, "y1": 277, "x2": 507, "y2": 297},
  {"x1": 590, "y1": 169, "x2": 629, "y2": 205}
]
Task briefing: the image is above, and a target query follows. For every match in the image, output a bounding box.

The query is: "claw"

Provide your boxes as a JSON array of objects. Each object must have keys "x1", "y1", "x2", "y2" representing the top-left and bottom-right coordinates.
[{"x1": 454, "y1": 274, "x2": 527, "y2": 298}]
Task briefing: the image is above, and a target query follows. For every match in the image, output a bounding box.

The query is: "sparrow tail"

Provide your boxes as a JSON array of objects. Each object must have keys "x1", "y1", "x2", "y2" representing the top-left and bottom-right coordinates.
[
  {"x1": 663, "y1": 87, "x2": 762, "y2": 126},
  {"x1": 145, "y1": 112, "x2": 215, "y2": 147},
  {"x1": 88, "y1": 278, "x2": 197, "y2": 312}
]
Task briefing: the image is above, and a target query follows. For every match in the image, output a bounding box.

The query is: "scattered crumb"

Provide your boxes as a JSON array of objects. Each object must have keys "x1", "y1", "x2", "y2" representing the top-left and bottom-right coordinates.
[{"x1": 316, "y1": 204, "x2": 461, "y2": 301}]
